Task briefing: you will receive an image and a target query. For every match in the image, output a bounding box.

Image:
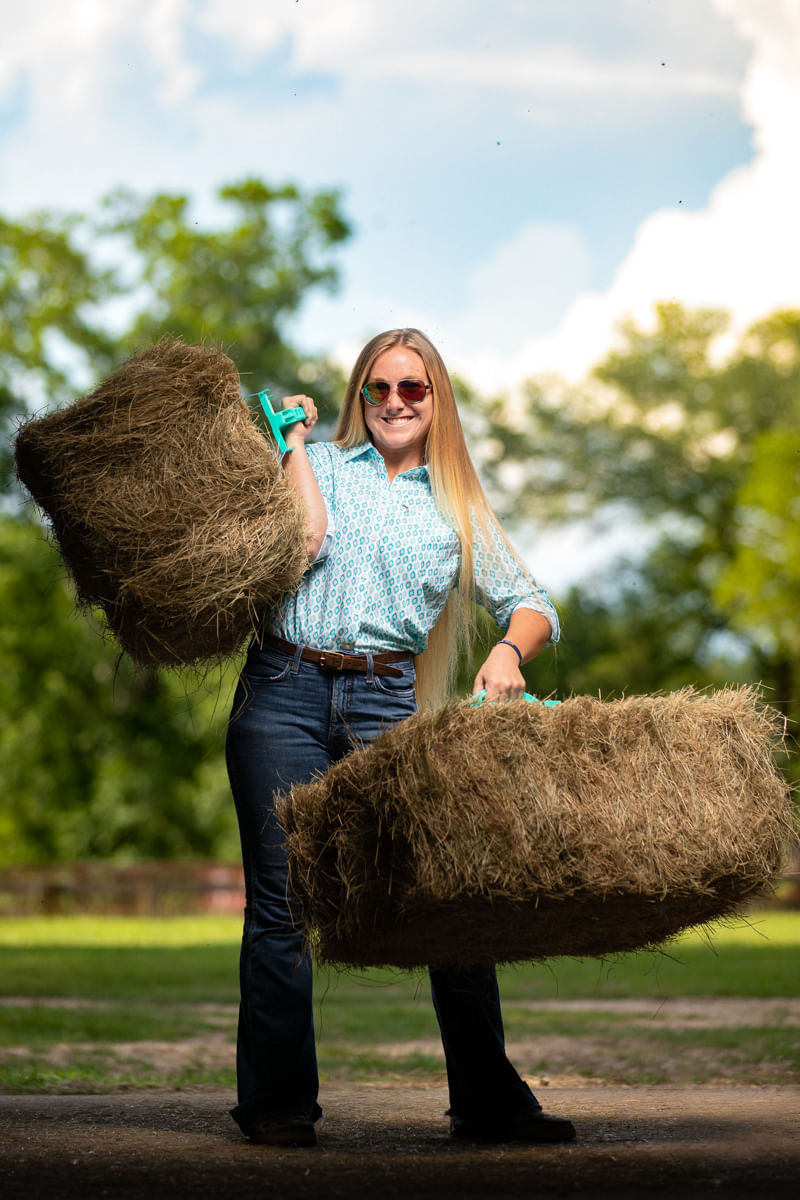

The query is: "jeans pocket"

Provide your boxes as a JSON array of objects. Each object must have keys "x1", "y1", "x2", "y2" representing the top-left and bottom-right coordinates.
[
  {"x1": 243, "y1": 649, "x2": 293, "y2": 684},
  {"x1": 372, "y1": 664, "x2": 417, "y2": 700}
]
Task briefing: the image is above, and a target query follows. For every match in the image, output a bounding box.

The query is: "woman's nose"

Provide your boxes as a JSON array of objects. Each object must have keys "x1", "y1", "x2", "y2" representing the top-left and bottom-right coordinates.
[{"x1": 384, "y1": 386, "x2": 407, "y2": 412}]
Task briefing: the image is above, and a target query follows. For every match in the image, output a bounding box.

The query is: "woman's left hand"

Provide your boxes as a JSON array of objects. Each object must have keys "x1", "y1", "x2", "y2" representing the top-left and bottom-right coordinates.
[{"x1": 472, "y1": 643, "x2": 526, "y2": 703}]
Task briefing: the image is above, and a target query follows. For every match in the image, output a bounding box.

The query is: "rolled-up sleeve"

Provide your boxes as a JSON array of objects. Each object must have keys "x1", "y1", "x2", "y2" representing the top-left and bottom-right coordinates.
[
  {"x1": 309, "y1": 507, "x2": 335, "y2": 563},
  {"x1": 473, "y1": 521, "x2": 560, "y2": 643},
  {"x1": 306, "y1": 442, "x2": 337, "y2": 563}
]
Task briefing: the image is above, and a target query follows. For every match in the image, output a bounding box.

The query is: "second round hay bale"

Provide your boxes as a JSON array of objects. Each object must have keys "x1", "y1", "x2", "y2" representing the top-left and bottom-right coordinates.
[
  {"x1": 278, "y1": 687, "x2": 794, "y2": 969},
  {"x1": 14, "y1": 339, "x2": 309, "y2": 666}
]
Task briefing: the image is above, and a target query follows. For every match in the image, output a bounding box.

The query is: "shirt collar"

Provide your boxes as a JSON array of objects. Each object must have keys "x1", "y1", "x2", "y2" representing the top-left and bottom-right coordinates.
[{"x1": 341, "y1": 441, "x2": 430, "y2": 480}]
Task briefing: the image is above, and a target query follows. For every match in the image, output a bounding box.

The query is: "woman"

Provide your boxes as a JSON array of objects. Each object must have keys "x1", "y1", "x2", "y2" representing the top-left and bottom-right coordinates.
[{"x1": 225, "y1": 328, "x2": 575, "y2": 1147}]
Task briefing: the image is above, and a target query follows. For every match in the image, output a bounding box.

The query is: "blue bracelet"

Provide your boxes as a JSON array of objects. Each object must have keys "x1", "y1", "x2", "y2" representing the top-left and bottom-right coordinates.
[{"x1": 496, "y1": 639, "x2": 522, "y2": 664}]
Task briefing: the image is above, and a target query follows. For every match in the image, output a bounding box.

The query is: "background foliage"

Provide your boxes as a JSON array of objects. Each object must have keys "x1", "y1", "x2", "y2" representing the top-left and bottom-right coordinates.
[
  {"x1": 478, "y1": 303, "x2": 800, "y2": 746},
  {"x1": 1, "y1": 183, "x2": 796, "y2": 864}
]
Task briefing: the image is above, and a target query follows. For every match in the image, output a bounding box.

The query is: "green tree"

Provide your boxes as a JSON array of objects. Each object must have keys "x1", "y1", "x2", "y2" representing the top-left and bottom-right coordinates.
[
  {"x1": 102, "y1": 178, "x2": 350, "y2": 407},
  {"x1": 481, "y1": 303, "x2": 800, "y2": 739},
  {"x1": 715, "y1": 424, "x2": 800, "y2": 724},
  {"x1": 0, "y1": 515, "x2": 240, "y2": 863},
  {"x1": 0, "y1": 213, "x2": 117, "y2": 491},
  {"x1": 0, "y1": 178, "x2": 352, "y2": 862},
  {"x1": 2, "y1": 177, "x2": 352, "y2": 496}
]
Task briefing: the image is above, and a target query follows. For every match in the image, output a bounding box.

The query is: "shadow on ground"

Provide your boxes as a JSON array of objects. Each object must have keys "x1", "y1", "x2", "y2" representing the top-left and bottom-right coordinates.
[{"x1": 1, "y1": 1083, "x2": 799, "y2": 1199}]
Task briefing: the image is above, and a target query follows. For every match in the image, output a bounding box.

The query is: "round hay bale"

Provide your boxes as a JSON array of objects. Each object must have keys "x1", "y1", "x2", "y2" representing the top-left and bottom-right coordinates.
[
  {"x1": 278, "y1": 687, "x2": 795, "y2": 969},
  {"x1": 14, "y1": 339, "x2": 309, "y2": 665}
]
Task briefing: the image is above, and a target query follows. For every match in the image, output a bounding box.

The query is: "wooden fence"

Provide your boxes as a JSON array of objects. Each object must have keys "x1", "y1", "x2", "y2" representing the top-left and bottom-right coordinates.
[
  {"x1": 1, "y1": 855, "x2": 797, "y2": 917},
  {"x1": 0, "y1": 863, "x2": 245, "y2": 917}
]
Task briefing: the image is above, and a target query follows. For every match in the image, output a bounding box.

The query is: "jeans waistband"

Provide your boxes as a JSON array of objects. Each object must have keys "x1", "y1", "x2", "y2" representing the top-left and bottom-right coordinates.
[{"x1": 258, "y1": 634, "x2": 413, "y2": 679}]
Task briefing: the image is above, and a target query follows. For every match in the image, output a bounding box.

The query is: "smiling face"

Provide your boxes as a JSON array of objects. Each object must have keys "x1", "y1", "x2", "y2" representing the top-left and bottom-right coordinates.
[{"x1": 362, "y1": 345, "x2": 433, "y2": 478}]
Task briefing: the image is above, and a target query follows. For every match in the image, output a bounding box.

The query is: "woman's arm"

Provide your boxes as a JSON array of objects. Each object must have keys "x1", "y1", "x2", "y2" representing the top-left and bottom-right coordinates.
[
  {"x1": 471, "y1": 607, "x2": 553, "y2": 701},
  {"x1": 280, "y1": 394, "x2": 329, "y2": 561}
]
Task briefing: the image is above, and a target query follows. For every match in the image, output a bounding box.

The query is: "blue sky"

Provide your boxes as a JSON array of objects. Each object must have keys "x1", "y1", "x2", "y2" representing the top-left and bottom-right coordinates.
[{"x1": 2, "y1": 0, "x2": 799, "y2": 579}]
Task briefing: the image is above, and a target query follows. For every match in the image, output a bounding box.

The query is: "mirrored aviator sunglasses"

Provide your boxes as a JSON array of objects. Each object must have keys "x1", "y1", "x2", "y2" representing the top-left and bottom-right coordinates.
[{"x1": 361, "y1": 379, "x2": 432, "y2": 405}]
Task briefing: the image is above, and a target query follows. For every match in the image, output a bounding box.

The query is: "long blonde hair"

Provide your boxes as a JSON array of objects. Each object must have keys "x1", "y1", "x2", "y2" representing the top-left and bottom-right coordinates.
[{"x1": 334, "y1": 328, "x2": 530, "y2": 710}]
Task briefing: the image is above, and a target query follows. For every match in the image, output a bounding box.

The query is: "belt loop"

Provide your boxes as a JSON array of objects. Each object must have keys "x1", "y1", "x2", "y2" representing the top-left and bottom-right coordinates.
[
  {"x1": 291, "y1": 642, "x2": 305, "y2": 674},
  {"x1": 365, "y1": 651, "x2": 374, "y2": 683}
]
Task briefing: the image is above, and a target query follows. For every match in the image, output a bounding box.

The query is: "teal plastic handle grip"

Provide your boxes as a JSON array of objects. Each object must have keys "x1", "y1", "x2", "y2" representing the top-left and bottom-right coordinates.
[
  {"x1": 470, "y1": 688, "x2": 561, "y2": 707},
  {"x1": 258, "y1": 389, "x2": 307, "y2": 455}
]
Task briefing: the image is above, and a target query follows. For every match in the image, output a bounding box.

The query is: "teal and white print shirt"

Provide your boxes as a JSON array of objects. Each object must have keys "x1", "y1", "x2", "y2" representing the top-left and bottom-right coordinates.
[{"x1": 264, "y1": 441, "x2": 559, "y2": 654}]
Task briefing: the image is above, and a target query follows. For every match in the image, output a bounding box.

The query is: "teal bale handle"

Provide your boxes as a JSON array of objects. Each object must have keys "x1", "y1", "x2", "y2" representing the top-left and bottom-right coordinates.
[
  {"x1": 470, "y1": 688, "x2": 561, "y2": 707},
  {"x1": 257, "y1": 389, "x2": 306, "y2": 455}
]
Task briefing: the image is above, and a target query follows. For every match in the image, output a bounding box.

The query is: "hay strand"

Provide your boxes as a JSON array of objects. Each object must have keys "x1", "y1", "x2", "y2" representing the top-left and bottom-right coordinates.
[
  {"x1": 278, "y1": 687, "x2": 795, "y2": 968},
  {"x1": 14, "y1": 339, "x2": 309, "y2": 665}
]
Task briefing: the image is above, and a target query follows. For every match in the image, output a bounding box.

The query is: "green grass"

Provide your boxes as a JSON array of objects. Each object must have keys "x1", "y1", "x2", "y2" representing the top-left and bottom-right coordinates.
[
  {"x1": 1, "y1": 912, "x2": 798, "y2": 1093},
  {"x1": 0, "y1": 1055, "x2": 238, "y2": 1095},
  {"x1": 0, "y1": 916, "x2": 240, "y2": 1003},
  {"x1": 0, "y1": 1001, "x2": 231, "y2": 1047},
  {"x1": 4, "y1": 912, "x2": 797, "y2": 1002},
  {"x1": 1, "y1": 912, "x2": 797, "y2": 1017},
  {"x1": 0, "y1": 915, "x2": 241, "y2": 947}
]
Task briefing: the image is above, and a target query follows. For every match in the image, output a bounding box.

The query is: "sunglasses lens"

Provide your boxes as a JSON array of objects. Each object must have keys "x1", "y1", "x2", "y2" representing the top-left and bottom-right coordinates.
[
  {"x1": 362, "y1": 381, "x2": 390, "y2": 405},
  {"x1": 397, "y1": 380, "x2": 429, "y2": 402},
  {"x1": 362, "y1": 380, "x2": 430, "y2": 404}
]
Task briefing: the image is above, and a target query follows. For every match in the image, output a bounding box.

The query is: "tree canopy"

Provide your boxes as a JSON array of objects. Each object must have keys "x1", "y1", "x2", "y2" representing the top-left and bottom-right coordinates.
[
  {"x1": 1, "y1": 178, "x2": 351, "y2": 862},
  {"x1": 482, "y1": 303, "x2": 800, "y2": 753},
  {"x1": 102, "y1": 179, "x2": 350, "y2": 401},
  {"x1": 0, "y1": 515, "x2": 239, "y2": 863},
  {"x1": 1, "y1": 178, "x2": 351, "y2": 492}
]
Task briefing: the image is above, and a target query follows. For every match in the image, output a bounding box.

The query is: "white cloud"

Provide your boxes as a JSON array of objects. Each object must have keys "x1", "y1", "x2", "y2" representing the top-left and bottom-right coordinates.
[
  {"x1": 193, "y1": 0, "x2": 286, "y2": 61},
  {"x1": 429, "y1": 222, "x2": 593, "y2": 388},
  {"x1": 142, "y1": 0, "x2": 200, "y2": 104},
  {"x1": 360, "y1": 46, "x2": 737, "y2": 100},
  {"x1": 0, "y1": 1, "x2": 128, "y2": 110},
  {"x1": 0, "y1": 0, "x2": 778, "y2": 397},
  {"x1": 0, "y1": 0, "x2": 747, "y2": 220},
  {"x1": 501, "y1": 0, "x2": 800, "y2": 383},
  {"x1": 185, "y1": 0, "x2": 743, "y2": 112},
  {"x1": 196, "y1": 0, "x2": 377, "y2": 68},
  {"x1": 714, "y1": 0, "x2": 800, "y2": 89},
  {"x1": 0, "y1": 0, "x2": 205, "y2": 210},
  {"x1": 296, "y1": 221, "x2": 592, "y2": 386}
]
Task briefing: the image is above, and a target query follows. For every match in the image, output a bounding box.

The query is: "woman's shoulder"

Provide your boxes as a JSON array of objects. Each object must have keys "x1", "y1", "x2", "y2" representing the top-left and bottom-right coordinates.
[
  {"x1": 305, "y1": 440, "x2": 338, "y2": 471},
  {"x1": 306, "y1": 441, "x2": 375, "y2": 494},
  {"x1": 307, "y1": 440, "x2": 373, "y2": 469},
  {"x1": 306, "y1": 439, "x2": 335, "y2": 457}
]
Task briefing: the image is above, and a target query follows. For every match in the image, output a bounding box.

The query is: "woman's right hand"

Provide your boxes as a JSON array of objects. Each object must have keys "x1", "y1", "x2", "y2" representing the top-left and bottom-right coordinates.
[{"x1": 282, "y1": 394, "x2": 318, "y2": 449}]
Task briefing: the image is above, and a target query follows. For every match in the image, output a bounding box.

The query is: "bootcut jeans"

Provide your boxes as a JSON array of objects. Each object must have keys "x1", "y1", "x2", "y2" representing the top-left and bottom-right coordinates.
[{"x1": 225, "y1": 639, "x2": 540, "y2": 1135}]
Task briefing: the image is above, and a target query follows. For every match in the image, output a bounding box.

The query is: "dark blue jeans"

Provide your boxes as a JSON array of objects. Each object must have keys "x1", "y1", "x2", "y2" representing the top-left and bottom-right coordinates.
[{"x1": 225, "y1": 640, "x2": 538, "y2": 1135}]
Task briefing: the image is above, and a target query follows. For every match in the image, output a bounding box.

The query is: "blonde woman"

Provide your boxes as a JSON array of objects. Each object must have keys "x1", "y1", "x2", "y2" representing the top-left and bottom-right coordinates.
[{"x1": 225, "y1": 328, "x2": 574, "y2": 1147}]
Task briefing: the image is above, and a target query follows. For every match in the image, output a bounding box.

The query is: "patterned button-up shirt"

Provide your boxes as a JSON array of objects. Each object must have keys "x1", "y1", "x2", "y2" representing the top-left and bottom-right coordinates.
[{"x1": 265, "y1": 442, "x2": 559, "y2": 654}]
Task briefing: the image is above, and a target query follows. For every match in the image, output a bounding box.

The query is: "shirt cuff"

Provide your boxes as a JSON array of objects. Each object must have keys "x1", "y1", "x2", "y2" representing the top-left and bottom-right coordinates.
[{"x1": 511, "y1": 598, "x2": 560, "y2": 644}]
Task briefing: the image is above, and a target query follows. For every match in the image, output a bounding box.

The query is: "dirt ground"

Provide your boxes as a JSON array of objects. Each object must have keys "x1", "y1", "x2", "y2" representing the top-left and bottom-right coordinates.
[
  {"x1": 2, "y1": 997, "x2": 799, "y2": 1198},
  {"x1": 1, "y1": 1082, "x2": 799, "y2": 1200},
  {"x1": 6, "y1": 995, "x2": 800, "y2": 1086}
]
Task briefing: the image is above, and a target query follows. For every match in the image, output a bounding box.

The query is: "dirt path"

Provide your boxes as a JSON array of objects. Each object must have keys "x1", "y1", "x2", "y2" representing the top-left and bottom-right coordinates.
[
  {"x1": 2, "y1": 1083, "x2": 799, "y2": 1199},
  {"x1": 5, "y1": 996, "x2": 799, "y2": 1087},
  {"x1": 2, "y1": 999, "x2": 799, "y2": 1196}
]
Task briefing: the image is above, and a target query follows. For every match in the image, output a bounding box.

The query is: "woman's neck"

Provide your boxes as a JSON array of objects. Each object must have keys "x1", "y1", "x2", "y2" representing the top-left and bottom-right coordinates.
[{"x1": 377, "y1": 446, "x2": 424, "y2": 482}]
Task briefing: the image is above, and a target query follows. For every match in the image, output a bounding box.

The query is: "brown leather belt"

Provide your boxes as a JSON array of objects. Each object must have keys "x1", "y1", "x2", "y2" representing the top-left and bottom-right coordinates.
[{"x1": 259, "y1": 633, "x2": 413, "y2": 679}]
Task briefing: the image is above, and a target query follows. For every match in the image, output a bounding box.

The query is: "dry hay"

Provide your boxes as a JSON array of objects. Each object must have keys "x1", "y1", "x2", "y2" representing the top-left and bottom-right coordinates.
[
  {"x1": 278, "y1": 687, "x2": 795, "y2": 969},
  {"x1": 14, "y1": 339, "x2": 309, "y2": 665}
]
